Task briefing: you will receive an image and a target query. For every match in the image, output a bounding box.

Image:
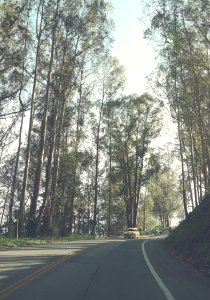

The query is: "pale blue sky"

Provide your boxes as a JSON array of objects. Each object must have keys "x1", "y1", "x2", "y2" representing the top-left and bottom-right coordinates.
[
  {"x1": 110, "y1": 0, "x2": 156, "y2": 95},
  {"x1": 109, "y1": 1, "x2": 177, "y2": 150}
]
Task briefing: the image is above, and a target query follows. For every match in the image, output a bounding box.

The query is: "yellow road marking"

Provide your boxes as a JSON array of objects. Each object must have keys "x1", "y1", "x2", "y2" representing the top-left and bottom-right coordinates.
[{"x1": 0, "y1": 255, "x2": 71, "y2": 300}]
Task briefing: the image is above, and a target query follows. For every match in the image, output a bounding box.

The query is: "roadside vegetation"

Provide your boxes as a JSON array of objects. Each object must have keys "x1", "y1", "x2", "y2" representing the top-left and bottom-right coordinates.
[
  {"x1": 0, "y1": 235, "x2": 96, "y2": 248},
  {"x1": 0, "y1": 237, "x2": 46, "y2": 247}
]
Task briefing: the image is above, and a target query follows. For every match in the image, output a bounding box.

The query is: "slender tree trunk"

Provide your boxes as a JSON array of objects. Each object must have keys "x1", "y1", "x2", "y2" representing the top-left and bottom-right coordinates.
[
  {"x1": 178, "y1": 117, "x2": 188, "y2": 217},
  {"x1": 19, "y1": 0, "x2": 44, "y2": 236},
  {"x1": 48, "y1": 49, "x2": 67, "y2": 229},
  {"x1": 49, "y1": 93, "x2": 65, "y2": 228},
  {"x1": 206, "y1": 36, "x2": 210, "y2": 192},
  {"x1": 132, "y1": 126, "x2": 139, "y2": 228},
  {"x1": 173, "y1": 14, "x2": 188, "y2": 216},
  {"x1": 188, "y1": 117, "x2": 199, "y2": 207},
  {"x1": 91, "y1": 83, "x2": 106, "y2": 236},
  {"x1": 191, "y1": 69, "x2": 210, "y2": 194},
  {"x1": 49, "y1": 38, "x2": 80, "y2": 228},
  {"x1": 28, "y1": 0, "x2": 60, "y2": 236},
  {"x1": 133, "y1": 117, "x2": 147, "y2": 227},
  {"x1": 92, "y1": 121, "x2": 100, "y2": 236},
  {"x1": 120, "y1": 154, "x2": 131, "y2": 227},
  {"x1": 8, "y1": 30, "x2": 27, "y2": 236},
  {"x1": 175, "y1": 64, "x2": 188, "y2": 215},
  {"x1": 186, "y1": 158, "x2": 195, "y2": 210},
  {"x1": 143, "y1": 194, "x2": 146, "y2": 231},
  {"x1": 107, "y1": 119, "x2": 112, "y2": 237},
  {"x1": 0, "y1": 187, "x2": 10, "y2": 226},
  {"x1": 8, "y1": 112, "x2": 24, "y2": 237},
  {"x1": 36, "y1": 95, "x2": 59, "y2": 233},
  {"x1": 125, "y1": 140, "x2": 133, "y2": 226}
]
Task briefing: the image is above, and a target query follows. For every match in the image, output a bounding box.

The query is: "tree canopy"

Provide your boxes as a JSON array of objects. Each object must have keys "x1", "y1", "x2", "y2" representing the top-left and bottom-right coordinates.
[{"x1": 2, "y1": 0, "x2": 204, "y2": 238}]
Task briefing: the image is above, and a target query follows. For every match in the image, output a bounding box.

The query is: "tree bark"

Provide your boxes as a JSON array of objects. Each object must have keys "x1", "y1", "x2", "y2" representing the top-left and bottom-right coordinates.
[
  {"x1": 28, "y1": 0, "x2": 60, "y2": 236},
  {"x1": 107, "y1": 118, "x2": 112, "y2": 237},
  {"x1": 8, "y1": 112, "x2": 24, "y2": 237},
  {"x1": 19, "y1": 0, "x2": 44, "y2": 236}
]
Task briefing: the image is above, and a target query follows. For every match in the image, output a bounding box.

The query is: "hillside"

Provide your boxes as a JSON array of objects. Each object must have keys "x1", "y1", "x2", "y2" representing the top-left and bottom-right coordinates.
[{"x1": 166, "y1": 195, "x2": 210, "y2": 277}]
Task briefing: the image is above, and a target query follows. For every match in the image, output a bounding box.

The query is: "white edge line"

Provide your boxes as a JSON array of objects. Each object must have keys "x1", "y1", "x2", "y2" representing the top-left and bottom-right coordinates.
[{"x1": 142, "y1": 240, "x2": 175, "y2": 300}]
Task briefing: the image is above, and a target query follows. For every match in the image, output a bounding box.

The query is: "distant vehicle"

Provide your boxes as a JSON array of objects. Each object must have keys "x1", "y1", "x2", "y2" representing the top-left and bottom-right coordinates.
[{"x1": 123, "y1": 227, "x2": 140, "y2": 239}]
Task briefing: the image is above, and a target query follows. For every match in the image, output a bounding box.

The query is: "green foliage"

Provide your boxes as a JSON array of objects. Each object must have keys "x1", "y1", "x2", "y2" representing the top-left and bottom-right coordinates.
[
  {"x1": 0, "y1": 235, "x2": 96, "y2": 248},
  {"x1": 144, "y1": 0, "x2": 210, "y2": 216},
  {"x1": 0, "y1": 237, "x2": 46, "y2": 247},
  {"x1": 148, "y1": 166, "x2": 182, "y2": 226},
  {"x1": 102, "y1": 93, "x2": 162, "y2": 228}
]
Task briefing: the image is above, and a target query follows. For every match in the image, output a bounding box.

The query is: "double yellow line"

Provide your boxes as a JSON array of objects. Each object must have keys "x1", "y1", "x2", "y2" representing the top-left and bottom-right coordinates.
[{"x1": 0, "y1": 254, "x2": 71, "y2": 299}]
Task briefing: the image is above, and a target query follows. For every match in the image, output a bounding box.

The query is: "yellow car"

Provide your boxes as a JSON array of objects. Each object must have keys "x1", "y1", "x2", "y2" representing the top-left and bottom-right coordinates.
[{"x1": 123, "y1": 227, "x2": 140, "y2": 239}]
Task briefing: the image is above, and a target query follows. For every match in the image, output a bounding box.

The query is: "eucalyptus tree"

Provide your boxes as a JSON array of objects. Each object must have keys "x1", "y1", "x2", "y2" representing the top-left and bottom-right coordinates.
[
  {"x1": 0, "y1": 0, "x2": 30, "y2": 104},
  {"x1": 138, "y1": 192, "x2": 155, "y2": 232},
  {"x1": 144, "y1": 0, "x2": 210, "y2": 215},
  {"x1": 50, "y1": 1, "x2": 114, "y2": 236},
  {"x1": 0, "y1": 0, "x2": 31, "y2": 154},
  {"x1": 109, "y1": 94, "x2": 161, "y2": 228},
  {"x1": 90, "y1": 55, "x2": 125, "y2": 236},
  {"x1": 0, "y1": 0, "x2": 34, "y2": 234},
  {"x1": 148, "y1": 166, "x2": 182, "y2": 228},
  {"x1": 0, "y1": 0, "x2": 115, "y2": 235},
  {"x1": 26, "y1": 0, "x2": 62, "y2": 236},
  {"x1": 22, "y1": 0, "x2": 114, "y2": 236},
  {"x1": 100, "y1": 170, "x2": 126, "y2": 236}
]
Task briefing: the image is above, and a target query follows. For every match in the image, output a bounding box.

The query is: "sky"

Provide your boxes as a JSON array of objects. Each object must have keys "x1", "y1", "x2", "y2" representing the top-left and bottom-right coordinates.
[
  {"x1": 109, "y1": 0, "x2": 156, "y2": 95},
  {"x1": 109, "y1": 0, "x2": 178, "y2": 149}
]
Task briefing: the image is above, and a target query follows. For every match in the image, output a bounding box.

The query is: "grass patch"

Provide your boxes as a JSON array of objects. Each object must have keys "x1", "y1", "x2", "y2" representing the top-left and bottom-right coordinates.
[
  {"x1": 0, "y1": 235, "x2": 96, "y2": 248},
  {"x1": 0, "y1": 237, "x2": 46, "y2": 247}
]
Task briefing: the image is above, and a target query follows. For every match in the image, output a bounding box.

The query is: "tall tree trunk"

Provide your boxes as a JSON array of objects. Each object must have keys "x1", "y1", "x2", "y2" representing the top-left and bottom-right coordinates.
[
  {"x1": 107, "y1": 119, "x2": 112, "y2": 237},
  {"x1": 133, "y1": 117, "x2": 147, "y2": 227},
  {"x1": 92, "y1": 88, "x2": 105, "y2": 235},
  {"x1": 0, "y1": 187, "x2": 10, "y2": 226},
  {"x1": 19, "y1": 0, "x2": 44, "y2": 236},
  {"x1": 49, "y1": 37, "x2": 80, "y2": 229},
  {"x1": 28, "y1": 0, "x2": 60, "y2": 236},
  {"x1": 9, "y1": 28, "x2": 27, "y2": 236},
  {"x1": 188, "y1": 117, "x2": 199, "y2": 207},
  {"x1": 49, "y1": 93, "x2": 65, "y2": 228},
  {"x1": 36, "y1": 95, "x2": 59, "y2": 233},
  {"x1": 92, "y1": 120, "x2": 100, "y2": 236},
  {"x1": 143, "y1": 194, "x2": 146, "y2": 231},
  {"x1": 173, "y1": 8, "x2": 188, "y2": 216},
  {"x1": 8, "y1": 112, "x2": 24, "y2": 237},
  {"x1": 125, "y1": 140, "x2": 133, "y2": 226},
  {"x1": 178, "y1": 117, "x2": 188, "y2": 217},
  {"x1": 132, "y1": 126, "x2": 139, "y2": 228}
]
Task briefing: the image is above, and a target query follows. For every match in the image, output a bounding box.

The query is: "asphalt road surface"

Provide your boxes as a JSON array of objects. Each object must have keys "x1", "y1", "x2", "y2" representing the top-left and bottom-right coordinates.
[{"x1": 0, "y1": 236, "x2": 210, "y2": 300}]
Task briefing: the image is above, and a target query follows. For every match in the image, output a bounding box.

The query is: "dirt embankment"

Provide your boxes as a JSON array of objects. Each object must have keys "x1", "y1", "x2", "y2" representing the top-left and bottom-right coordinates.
[{"x1": 166, "y1": 195, "x2": 210, "y2": 277}]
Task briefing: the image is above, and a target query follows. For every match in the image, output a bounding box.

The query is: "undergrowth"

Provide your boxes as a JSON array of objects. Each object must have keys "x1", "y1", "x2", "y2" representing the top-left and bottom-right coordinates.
[{"x1": 0, "y1": 235, "x2": 96, "y2": 247}]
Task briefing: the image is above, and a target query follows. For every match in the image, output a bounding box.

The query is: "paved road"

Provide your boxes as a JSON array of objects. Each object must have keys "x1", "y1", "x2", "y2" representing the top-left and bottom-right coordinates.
[{"x1": 0, "y1": 237, "x2": 210, "y2": 300}]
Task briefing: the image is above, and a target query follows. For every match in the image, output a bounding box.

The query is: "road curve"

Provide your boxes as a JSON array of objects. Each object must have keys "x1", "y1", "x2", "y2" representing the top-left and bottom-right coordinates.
[{"x1": 0, "y1": 237, "x2": 210, "y2": 300}]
